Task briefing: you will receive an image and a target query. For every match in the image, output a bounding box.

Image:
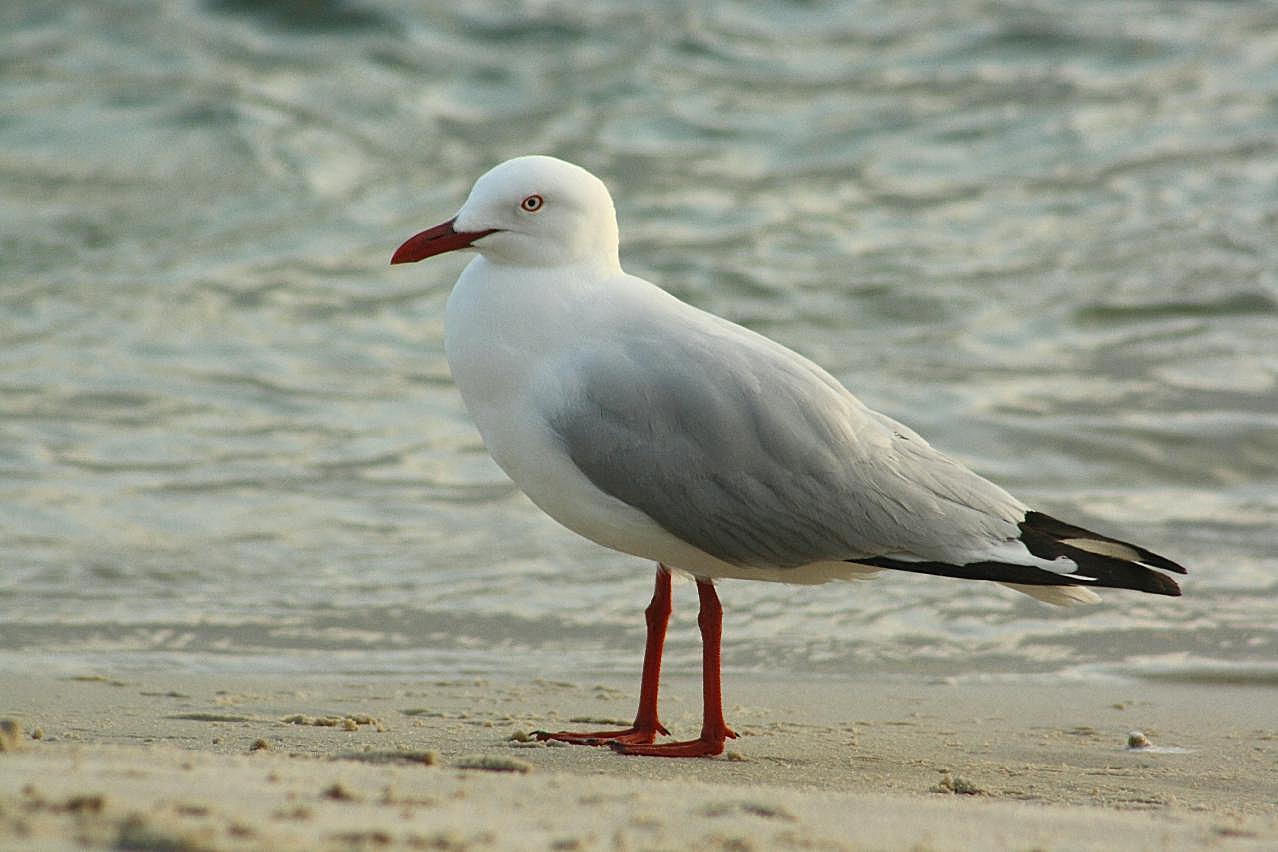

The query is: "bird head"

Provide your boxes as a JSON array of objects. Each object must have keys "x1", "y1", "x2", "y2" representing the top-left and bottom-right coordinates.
[{"x1": 391, "y1": 155, "x2": 620, "y2": 270}]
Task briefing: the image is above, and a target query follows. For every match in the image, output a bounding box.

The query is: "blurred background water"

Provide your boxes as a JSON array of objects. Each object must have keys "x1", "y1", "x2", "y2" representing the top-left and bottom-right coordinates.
[{"x1": 2, "y1": 0, "x2": 1276, "y2": 685}]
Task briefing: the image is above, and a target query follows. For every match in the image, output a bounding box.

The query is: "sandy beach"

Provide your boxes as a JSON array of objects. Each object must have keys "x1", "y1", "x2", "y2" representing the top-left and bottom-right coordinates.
[
  {"x1": 7, "y1": 0, "x2": 1278, "y2": 849},
  {"x1": 1, "y1": 671, "x2": 1275, "y2": 850}
]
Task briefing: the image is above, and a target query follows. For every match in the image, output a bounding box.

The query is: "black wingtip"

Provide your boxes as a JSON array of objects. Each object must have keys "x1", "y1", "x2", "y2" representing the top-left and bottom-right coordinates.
[
  {"x1": 1141, "y1": 570, "x2": 1183, "y2": 597},
  {"x1": 1022, "y1": 511, "x2": 1187, "y2": 575},
  {"x1": 1019, "y1": 511, "x2": 1187, "y2": 594},
  {"x1": 851, "y1": 511, "x2": 1187, "y2": 598}
]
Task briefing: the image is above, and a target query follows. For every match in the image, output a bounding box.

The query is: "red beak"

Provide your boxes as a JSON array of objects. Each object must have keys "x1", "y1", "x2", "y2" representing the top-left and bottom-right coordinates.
[{"x1": 390, "y1": 218, "x2": 498, "y2": 265}]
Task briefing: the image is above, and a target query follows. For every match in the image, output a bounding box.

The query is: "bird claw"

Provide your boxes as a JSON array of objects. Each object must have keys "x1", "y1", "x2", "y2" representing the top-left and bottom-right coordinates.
[
  {"x1": 532, "y1": 725, "x2": 664, "y2": 747},
  {"x1": 609, "y1": 736, "x2": 727, "y2": 758}
]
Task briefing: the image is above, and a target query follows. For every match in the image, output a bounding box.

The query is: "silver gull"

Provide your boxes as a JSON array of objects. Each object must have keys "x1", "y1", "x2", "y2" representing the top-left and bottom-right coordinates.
[{"x1": 391, "y1": 155, "x2": 1185, "y2": 757}]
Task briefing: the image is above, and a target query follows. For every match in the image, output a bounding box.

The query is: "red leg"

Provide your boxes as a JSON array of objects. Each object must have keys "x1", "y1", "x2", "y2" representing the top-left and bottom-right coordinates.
[
  {"x1": 534, "y1": 565, "x2": 672, "y2": 746},
  {"x1": 612, "y1": 577, "x2": 738, "y2": 757}
]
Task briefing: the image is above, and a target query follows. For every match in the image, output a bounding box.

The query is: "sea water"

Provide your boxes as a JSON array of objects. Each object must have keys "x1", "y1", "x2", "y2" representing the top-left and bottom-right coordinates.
[{"x1": 2, "y1": 0, "x2": 1276, "y2": 685}]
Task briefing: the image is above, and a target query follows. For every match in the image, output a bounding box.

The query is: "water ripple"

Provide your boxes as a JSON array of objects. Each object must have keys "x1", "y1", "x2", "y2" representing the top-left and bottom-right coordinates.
[{"x1": 1, "y1": 0, "x2": 1274, "y2": 679}]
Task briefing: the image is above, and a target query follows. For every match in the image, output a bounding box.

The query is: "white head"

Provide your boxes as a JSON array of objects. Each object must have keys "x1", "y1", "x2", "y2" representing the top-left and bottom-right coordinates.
[{"x1": 391, "y1": 156, "x2": 621, "y2": 270}]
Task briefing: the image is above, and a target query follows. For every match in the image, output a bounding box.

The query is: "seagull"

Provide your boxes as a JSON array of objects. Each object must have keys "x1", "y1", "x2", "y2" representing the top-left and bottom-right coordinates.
[{"x1": 391, "y1": 155, "x2": 1186, "y2": 758}]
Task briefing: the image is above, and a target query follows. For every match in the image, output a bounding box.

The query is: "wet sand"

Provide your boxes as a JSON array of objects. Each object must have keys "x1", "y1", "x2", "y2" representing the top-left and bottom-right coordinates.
[{"x1": 1, "y1": 672, "x2": 1275, "y2": 850}]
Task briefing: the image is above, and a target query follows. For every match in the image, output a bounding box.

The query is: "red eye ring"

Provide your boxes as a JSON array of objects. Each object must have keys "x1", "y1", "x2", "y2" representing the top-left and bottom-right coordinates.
[{"x1": 520, "y1": 194, "x2": 544, "y2": 212}]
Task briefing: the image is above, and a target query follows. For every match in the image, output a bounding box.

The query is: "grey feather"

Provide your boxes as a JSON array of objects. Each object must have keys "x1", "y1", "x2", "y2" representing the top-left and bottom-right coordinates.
[{"x1": 542, "y1": 305, "x2": 1026, "y2": 570}]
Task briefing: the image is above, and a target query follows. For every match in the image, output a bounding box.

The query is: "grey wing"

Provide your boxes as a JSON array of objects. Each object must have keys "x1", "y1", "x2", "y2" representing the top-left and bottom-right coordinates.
[{"x1": 542, "y1": 319, "x2": 1026, "y2": 570}]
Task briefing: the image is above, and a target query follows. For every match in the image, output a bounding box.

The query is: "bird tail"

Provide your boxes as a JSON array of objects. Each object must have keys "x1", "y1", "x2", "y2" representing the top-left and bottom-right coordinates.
[{"x1": 850, "y1": 510, "x2": 1186, "y2": 603}]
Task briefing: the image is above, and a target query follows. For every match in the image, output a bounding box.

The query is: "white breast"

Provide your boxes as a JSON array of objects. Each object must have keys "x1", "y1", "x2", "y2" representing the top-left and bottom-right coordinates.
[{"x1": 444, "y1": 257, "x2": 744, "y2": 577}]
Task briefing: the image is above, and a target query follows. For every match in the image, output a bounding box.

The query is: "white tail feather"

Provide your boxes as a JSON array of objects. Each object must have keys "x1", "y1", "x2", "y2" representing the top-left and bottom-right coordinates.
[{"x1": 1001, "y1": 582, "x2": 1103, "y2": 606}]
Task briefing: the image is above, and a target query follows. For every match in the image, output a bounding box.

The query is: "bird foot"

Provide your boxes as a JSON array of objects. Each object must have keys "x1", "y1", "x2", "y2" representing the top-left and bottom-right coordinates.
[
  {"x1": 609, "y1": 726, "x2": 737, "y2": 758},
  {"x1": 532, "y1": 722, "x2": 669, "y2": 747}
]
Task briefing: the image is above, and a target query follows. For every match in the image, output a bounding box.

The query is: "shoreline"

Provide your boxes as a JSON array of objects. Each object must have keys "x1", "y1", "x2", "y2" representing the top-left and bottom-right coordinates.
[{"x1": 2, "y1": 672, "x2": 1276, "y2": 849}]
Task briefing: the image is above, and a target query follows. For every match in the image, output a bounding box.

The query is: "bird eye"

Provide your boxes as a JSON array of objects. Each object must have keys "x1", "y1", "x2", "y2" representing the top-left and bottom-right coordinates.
[{"x1": 520, "y1": 194, "x2": 544, "y2": 212}]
